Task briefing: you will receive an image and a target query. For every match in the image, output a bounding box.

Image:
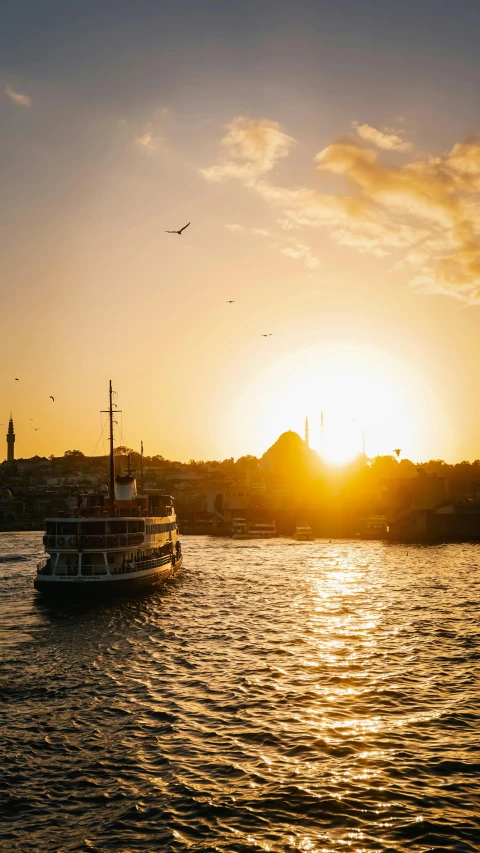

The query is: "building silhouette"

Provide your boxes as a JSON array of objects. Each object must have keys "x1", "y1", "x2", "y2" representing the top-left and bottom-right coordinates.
[{"x1": 7, "y1": 415, "x2": 15, "y2": 462}]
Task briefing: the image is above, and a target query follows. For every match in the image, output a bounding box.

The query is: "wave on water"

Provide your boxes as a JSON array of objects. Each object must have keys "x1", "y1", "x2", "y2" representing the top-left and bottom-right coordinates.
[
  {"x1": 0, "y1": 534, "x2": 479, "y2": 851},
  {"x1": 0, "y1": 553, "x2": 35, "y2": 563}
]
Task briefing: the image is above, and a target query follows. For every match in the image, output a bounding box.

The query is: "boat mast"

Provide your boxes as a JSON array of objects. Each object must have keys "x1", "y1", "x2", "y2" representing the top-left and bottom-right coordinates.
[
  {"x1": 102, "y1": 381, "x2": 122, "y2": 515},
  {"x1": 140, "y1": 440, "x2": 144, "y2": 493},
  {"x1": 108, "y1": 380, "x2": 116, "y2": 515}
]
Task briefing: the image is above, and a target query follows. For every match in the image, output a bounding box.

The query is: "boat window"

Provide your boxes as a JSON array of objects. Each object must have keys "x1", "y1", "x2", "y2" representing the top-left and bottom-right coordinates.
[
  {"x1": 108, "y1": 520, "x2": 127, "y2": 534},
  {"x1": 106, "y1": 553, "x2": 116, "y2": 564},
  {"x1": 45, "y1": 522, "x2": 56, "y2": 535},
  {"x1": 82, "y1": 553, "x2": 106, "y2": 565},
  {"x1": 57, "y1": 521, "x2": 78, "y2": 535},
  {"x1": 81, "y1": 553, "x2": 107, "y2": 576},
  {"x1": 54, "y1": 555, "x2": 78, "y2": 576},
  {"x1": 81, "y1": 521, "x2": 106, "y2": 535},
  {"x1": 55, "y1": 564, "x2": 78, "y2": 576},
  {"x1": 127, "y1": 520, "x2": 144, "y2": 533}
]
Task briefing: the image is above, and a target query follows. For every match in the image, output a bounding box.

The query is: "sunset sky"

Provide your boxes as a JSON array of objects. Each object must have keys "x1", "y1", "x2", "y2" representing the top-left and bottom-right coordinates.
[{"x1": 2, "y1": 0, "x2": 480, "y2": 464}]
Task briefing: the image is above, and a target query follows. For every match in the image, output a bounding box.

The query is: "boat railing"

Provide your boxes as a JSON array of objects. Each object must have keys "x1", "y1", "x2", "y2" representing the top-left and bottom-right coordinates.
[
  {"x1": 37, "y1": 558, "x2": 53, "y2": 575},
  {"x1": 110, "y1": 554, "x2": 174, "y2": 574},
  {"x1": 43, "y1": 532, "x2": 144, "y2": 550}
]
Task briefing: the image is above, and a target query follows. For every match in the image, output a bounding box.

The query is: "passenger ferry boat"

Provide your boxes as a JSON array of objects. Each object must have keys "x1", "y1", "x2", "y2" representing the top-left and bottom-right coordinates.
[
  {"x1": 35, "y1": 382, "x2": 182, "y2": 597},
  {"x1": 293, "y1": 524, "x2": 315, "y2": 541},
  {"x1": 232, "y1": 518, "x2": 277, "y2": 539}
]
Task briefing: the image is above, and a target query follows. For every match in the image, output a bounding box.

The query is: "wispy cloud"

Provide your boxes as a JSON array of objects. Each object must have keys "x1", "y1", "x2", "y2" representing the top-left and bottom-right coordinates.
[
  {"x1": 5, "y1": 85, "x2": 31, "y2": 107},
  {"x1": 225, "y1": 217, "x2": 314, "y2": 268},
  {"x1": 353, "y1": 121, "x2": 412, "y2": 152},
  {"x1": 281, "y1": 242, "x2": 320, "y2": 269},
  {"x1": 313, "y1": 138, "x2": 480, "y2": 299},
  {"x1": 134, "y1": 109, "x2": 169, "y2": 155},
  {"x1": 135, "y1": 128, "x2": 164, "y2": 154},
  {"x1": 225, "y1": 223, "x2": 245, "y2": 233},
  {"x1": 201, "y1": 116, "x2": 294, "y2": 182},
  {"x1": 227, "y1": 224, "x2": 271, "y2": 237},
  {"x1": 202, "y1": 116, "x2": 480, "y2": 302}
]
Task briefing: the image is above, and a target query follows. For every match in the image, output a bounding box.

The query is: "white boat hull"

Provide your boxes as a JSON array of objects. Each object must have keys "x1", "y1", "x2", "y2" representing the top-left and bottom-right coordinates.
[{"x1": 35, "y1": 557, "x2": 183, "y2": 597}]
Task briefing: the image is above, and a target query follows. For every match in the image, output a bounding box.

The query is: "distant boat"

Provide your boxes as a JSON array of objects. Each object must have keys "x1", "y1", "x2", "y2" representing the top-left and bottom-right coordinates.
[
  {"x1": 293, "y1": 524, "x2": 315, "y2": 541},
  {"x1": 34, "y1": 382, "x2": 183, "y2": 597},
  {"x1": 232, "y1": 518, "x2": 276, "y2": 539}
]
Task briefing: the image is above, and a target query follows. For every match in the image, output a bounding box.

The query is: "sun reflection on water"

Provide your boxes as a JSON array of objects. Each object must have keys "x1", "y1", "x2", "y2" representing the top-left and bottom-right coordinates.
[{"x1": 2, "y1": 535, "x2": 479, "y2": 852}]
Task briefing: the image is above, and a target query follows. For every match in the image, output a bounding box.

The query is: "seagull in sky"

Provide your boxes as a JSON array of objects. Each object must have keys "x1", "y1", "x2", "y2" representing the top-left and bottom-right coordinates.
[
  {"x1": 50, "y1": 396, "x2": 55, "y2": 402},
  {"x1": 166, "y1": 222, "x2": 190, "y2": 235},
  {"x1": 261, "y1": 333, "x2": 272, "y2": 337},
  {"x1": 227, "y1": 300, "x2": 235, "y2": 304},
  {"x1": 31, "y1": 427, "x2": 42, "y2": 431},
  {"x1": 15, "y1": 378, "x2": 19, "y2": 381}
]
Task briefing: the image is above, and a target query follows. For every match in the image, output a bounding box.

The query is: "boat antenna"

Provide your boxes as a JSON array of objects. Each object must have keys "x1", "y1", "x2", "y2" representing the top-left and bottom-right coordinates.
[{"x1": 140, "y1": 440, "x2": 144, "y2": 493}]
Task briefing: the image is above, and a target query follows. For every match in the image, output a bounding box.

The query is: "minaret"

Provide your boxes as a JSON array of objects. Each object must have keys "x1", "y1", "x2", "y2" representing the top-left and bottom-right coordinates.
[
  {"x1": 7, "y1": 415, "x2": 15, "y2": 462},
  {"x1": 305, "y1": 417, "x2": 309, "y2": 447}
]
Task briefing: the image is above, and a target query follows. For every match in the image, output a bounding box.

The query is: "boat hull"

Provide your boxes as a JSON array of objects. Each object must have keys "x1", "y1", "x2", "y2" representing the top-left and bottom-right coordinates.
[{"x1": 34, "y1": 557, "x2": 183, "y2": 598}]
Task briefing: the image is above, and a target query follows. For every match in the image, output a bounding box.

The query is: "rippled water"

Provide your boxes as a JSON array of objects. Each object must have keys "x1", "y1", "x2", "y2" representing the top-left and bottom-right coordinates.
[{"x1": 1, "y1": 533, "x2": 479, "y2": 852}]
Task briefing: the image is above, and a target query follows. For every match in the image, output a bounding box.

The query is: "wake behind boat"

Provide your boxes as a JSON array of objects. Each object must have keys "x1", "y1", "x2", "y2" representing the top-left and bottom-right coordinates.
[{"x1": 34, "y1": 381, "x2": 182, "y2": 597}]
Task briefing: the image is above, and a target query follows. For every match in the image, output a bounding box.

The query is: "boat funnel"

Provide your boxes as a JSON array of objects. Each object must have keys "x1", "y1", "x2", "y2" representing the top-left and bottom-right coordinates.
[{"x1": 115, "y1": 474, "x2": 137, "y2": 502}]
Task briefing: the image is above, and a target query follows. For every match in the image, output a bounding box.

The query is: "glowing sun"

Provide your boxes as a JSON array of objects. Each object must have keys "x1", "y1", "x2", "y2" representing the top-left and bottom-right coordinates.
[{"x1": 228, "y1": 342, "x2": 443, "y2": 464}]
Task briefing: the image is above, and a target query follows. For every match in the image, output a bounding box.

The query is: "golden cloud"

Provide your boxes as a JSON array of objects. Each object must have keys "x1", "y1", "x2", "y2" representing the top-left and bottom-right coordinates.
[
  {"x1": 135, "y1": 128, "x2": 164, "y2": 154},
  {"x1": 225, "y1": 223, "x2": 245, "y2": 233},
  {"x1": 314, "y1": 139, "x2": 480, "y2": 298},
  {"x1": 134, "y1": 110, "x2": 169, "y2": 154},
  {"x1": 281, "y1": 242, "x2": 320, "y2": 269},
  {"x1": 202, "y1": 118, "x2": 480, "y2": 301},
  {"x1": 201, "y1": 116, "x2": 294, "y2": 182},
  {"x1": 5, "y1": 85, "x2": 31, "y2": 107},
  {"x1": 446, "y1": 138, "x2": 480, "y2": 191},
  {"x1": 353, "y1": 122, "x2": 412, "y2": 152}
]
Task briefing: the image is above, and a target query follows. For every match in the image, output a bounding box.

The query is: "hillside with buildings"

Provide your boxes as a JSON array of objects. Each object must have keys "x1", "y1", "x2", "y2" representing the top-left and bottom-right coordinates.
[{"x1": 3, "y1": 415, "x2": 480, "y2": 540}]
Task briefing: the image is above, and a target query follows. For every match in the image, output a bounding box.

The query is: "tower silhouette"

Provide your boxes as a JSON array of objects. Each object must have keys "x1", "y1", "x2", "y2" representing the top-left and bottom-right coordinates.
[
  {"x1": 305, "y1": 416, "x2": 309, "y2": 447},
  {"x1": 7, "y1": 415, "x2": 15, "y2": 462}
]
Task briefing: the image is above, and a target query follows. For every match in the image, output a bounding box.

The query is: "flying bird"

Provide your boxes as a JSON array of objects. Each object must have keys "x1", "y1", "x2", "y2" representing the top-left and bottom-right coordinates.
[
  {"x1": 227, "y1": 300, "x2": 235, "y2": 304},
  {"x1": 261, "y1": 334, "x2": 272, "y2": 337},
  {"x1": 166, "y1": 222, "x2": 190, "y2": 235},
  {"x1": 31, "y1": 427, "x2": 42, "y2": 431},
  {"x1": 15, "y1": 378, "x2": 19, "y2": 381},
  {"x1": 49, "y1": 396, "x2": 55, "y2": 402},
  {"x1": 393, "y1": 448, "x2": 401, "y2": 458}
]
